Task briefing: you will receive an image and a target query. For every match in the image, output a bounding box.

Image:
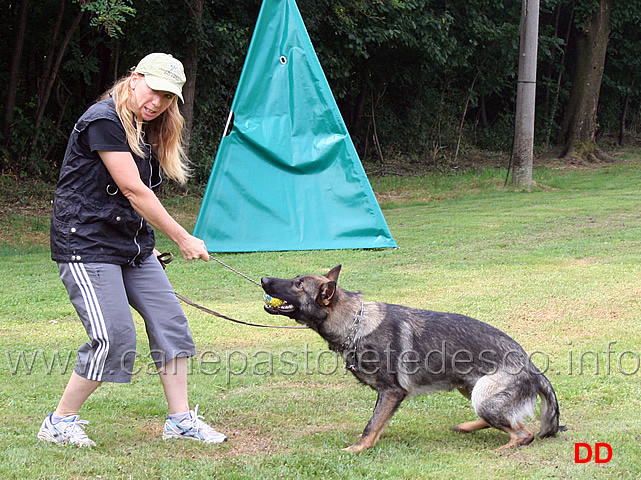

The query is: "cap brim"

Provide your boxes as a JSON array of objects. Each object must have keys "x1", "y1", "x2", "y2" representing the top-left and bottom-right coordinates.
[{"x1": 144, "y1": 75, "x2": 184, "y2": 103}]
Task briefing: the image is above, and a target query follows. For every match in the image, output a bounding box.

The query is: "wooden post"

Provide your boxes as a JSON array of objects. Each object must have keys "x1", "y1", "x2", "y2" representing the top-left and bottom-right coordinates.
[{"x1": 511, "y1": 0, "x2": 540, "y2": 188}]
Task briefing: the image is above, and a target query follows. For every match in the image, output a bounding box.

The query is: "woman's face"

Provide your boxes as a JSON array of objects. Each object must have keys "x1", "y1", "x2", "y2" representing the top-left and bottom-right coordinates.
[{"x1": 129, "y1": 73, "x2": 175, "y2": 121}]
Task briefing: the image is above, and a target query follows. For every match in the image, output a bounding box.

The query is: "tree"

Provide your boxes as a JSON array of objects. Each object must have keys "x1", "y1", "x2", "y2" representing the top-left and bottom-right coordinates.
[
  {"x1": 598, "y1": 0, "x2": 641, "y2": 146},
  {"x1": 180, "y1": 0, "x2": 204, "y2": 158},
  {"x1": 557, "y1": 0, "x2": 614, "y2": 161},
  {"x1": 29, "y1": 1, "x2": 85, "y2": 158},
  {"x1": 2, "y1": 0, "x2": 30, "y2": 158},
  {"x1": 29, "y1": 0, "x2": 135, "y2": 156}
]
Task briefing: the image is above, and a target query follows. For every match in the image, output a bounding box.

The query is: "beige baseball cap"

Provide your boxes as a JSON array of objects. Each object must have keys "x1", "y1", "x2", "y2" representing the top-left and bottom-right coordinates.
[{"x1": 134, "y1": 53, "x2": 186, "y2": 102}]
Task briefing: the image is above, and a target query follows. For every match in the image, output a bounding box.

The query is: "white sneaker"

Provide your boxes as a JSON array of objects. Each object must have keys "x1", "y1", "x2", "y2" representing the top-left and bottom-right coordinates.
[
  {"x1": 162, "y1": 405, "x2": 227, "y2": 444},
  {"x1": 37, "y1": 414, "x2": 96, "y2": 447}
]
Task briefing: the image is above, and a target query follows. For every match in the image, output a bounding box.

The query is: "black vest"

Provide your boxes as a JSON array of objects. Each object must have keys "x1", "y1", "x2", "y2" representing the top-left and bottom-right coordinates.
[{"x1": 50, "y1": 98, "x2": 161, "y2": 266}]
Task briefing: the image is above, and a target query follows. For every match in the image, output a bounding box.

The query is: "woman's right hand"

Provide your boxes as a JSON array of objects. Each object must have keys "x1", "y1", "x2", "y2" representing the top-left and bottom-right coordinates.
[{"x1": 177, "y1": 234, "x2": 210, "y2": 261}]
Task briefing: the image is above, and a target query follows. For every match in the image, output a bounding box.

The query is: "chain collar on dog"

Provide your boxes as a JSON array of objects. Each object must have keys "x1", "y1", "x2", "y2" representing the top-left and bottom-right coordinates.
[{"x1": 341, "y1": 300, "x2": 365, "y2": 372}]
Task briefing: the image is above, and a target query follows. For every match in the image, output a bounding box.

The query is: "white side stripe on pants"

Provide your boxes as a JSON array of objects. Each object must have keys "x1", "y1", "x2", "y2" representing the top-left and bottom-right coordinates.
[{"x1": 68, "y1": 263, "x2": 109, "y2": 381}]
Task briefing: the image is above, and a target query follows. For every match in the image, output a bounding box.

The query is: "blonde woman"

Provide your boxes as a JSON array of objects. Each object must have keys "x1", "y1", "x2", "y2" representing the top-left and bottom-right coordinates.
[{"x1": 39, "y1": 53, "x2": 226, "y2": 446}]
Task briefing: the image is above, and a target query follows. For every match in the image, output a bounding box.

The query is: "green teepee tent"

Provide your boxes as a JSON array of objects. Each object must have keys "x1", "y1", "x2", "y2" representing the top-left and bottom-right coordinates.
[{"x1": 193, "y1": 0, "x2": 397, "y2": 252}]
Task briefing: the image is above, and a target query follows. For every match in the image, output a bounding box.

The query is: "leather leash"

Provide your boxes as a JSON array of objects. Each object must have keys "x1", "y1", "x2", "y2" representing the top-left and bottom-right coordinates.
[{"x1": 157, "y1": 252, "x2": 308, "y2": 330}]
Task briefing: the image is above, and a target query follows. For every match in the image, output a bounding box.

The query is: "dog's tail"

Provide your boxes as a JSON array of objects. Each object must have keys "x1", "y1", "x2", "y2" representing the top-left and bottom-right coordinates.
[{"x1": 537, "y1": 374, "x2": 566, "y2": 437}]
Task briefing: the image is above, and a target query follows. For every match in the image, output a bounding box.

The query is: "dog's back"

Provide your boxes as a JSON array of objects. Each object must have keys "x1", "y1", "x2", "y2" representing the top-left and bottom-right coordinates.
[{"x1": 350, "y1": 302, "x2": 536, "y2": 394}]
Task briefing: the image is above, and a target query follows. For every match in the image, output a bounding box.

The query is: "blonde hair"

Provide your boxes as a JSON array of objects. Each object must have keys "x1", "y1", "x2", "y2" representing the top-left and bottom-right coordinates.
[{"x1": 101, "y1": 75, "x2": 190, "y2": 184}]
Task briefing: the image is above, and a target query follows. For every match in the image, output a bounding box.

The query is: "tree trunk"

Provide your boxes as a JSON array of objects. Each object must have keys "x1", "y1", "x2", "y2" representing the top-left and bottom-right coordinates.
[
  {"x1": 557, "y1": 0, "x2": 615, "y2": 162},
  {"x1": 180, "y1": 0, "x2": 204, "y2": 158},
  {"x1": 3, "y1": 0, "x2": 30, "y2": 155},
  {"x1": 542, "y1": 0, "x2": 573, "y2": 149},
  {"x1": 29, "y1": 7, "x2": 84, "y2": 157},
  {"x1": 38, "y1": 0, "x2": 66, "y2": 119},
  {"x1": 479, "y1": 94, "x2": 488, "y2": 128},
  {"x1": 511, "y1": 0, "x2": 540, "y2": 188},
  {"x1": 618, "y1": 78, "x2": 633, "y2": 146}
]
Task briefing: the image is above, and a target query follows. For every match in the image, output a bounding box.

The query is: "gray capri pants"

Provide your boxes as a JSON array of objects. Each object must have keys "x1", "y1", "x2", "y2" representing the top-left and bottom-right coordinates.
[{"x1": 58, "y1": 254, "x2": 196, "y2": 383}]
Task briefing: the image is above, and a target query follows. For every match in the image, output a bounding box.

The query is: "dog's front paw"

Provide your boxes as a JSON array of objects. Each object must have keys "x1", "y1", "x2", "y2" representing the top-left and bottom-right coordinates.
[
  {"x1": 342, "y1": 435, "x2": 374, "y2": 453},
  {"x1": 342, "y1": 443, "x2": 368, "y2": 453}
]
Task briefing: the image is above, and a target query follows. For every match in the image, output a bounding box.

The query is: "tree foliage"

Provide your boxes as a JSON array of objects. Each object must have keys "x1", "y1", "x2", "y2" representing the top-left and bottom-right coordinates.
[
  {"x1": 78, "y1": 0, "x2": 136, "y2": 37},
  {"x1": 2, "y1": 0, "x2": 641, "y2": 183}
]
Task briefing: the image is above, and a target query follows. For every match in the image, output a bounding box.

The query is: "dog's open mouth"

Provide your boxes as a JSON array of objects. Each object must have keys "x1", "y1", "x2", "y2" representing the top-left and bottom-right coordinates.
[{"x1": 263, "y1": 294, "x2": 295, "y2": 314}]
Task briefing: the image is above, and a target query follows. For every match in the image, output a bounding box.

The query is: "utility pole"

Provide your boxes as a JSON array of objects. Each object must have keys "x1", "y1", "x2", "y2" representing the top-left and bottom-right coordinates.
[{"x1": 511, "y1": 0, "x2": 540, "y2": 188}]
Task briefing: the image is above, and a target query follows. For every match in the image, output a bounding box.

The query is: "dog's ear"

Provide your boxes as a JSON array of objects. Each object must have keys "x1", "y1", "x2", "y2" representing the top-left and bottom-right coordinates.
[
  {"x1": 325, "y1": 265, "x2": 341, "y2": 283},
  {"x1": 318, "y1": 281, "x2": 337, "y2": 307}
]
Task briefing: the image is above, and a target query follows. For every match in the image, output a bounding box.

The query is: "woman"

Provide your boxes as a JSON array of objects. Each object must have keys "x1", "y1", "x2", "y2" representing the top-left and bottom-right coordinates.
[{"x1": 38, "y1": 53, "x2": 226, "y2": 446}]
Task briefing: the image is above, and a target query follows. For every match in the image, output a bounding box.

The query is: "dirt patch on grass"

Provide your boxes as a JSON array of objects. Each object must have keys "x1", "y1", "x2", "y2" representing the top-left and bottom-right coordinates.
[
  {"x1": 214, "y1": 423, "x2": 280, "y2": 457},
  {"x1": 0, "y1": 176, "x2": 54, "y2": 247},
  {"x1": 0, "y1": 206, "x2": 51, "y2": 247},
  {"x1": 506, "y1": 298, "x2": 630, "y2": 350},
  {"x1": 136, "y1": 418, "x2": 281, "y2": 458}
]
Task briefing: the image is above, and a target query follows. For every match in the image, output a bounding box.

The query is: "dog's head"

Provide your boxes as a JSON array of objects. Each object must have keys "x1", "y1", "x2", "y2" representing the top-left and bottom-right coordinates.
[{"x1": 261, "y1": 265, "x2": 341, "y2": 327}]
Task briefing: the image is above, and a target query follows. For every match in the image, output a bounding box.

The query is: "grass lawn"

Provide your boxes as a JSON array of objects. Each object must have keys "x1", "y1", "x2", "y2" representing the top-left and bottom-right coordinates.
[{"x1": 1, "y1": 156, "x2": 640, "y2": 479}]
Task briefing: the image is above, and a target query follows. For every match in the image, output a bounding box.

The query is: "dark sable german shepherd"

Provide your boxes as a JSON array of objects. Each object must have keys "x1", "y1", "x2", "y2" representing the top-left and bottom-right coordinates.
[{"x1": 262, "y1": 265, "x2": 564, "y2": 452}]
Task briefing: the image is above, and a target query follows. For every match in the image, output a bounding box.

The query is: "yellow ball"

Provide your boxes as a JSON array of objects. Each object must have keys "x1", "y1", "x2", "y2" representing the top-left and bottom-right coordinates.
[{"x1": 264, "y1": 294, "x2": 284, "y2": 307}]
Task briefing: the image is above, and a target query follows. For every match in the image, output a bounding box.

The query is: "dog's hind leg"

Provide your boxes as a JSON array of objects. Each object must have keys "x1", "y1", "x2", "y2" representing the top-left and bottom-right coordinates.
[
  {"x1": 452, "y1": 387, "x2": 491, "y2": 433},
  {"x1": 471, "y1": 373, "x2": 537, "y2": 450},
  {"x1": 453, "y1": 419, "x2": 491, "y2": 433},
  {"x1": 343, "y1": 389, "x2": 407, "y2": 453}
]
